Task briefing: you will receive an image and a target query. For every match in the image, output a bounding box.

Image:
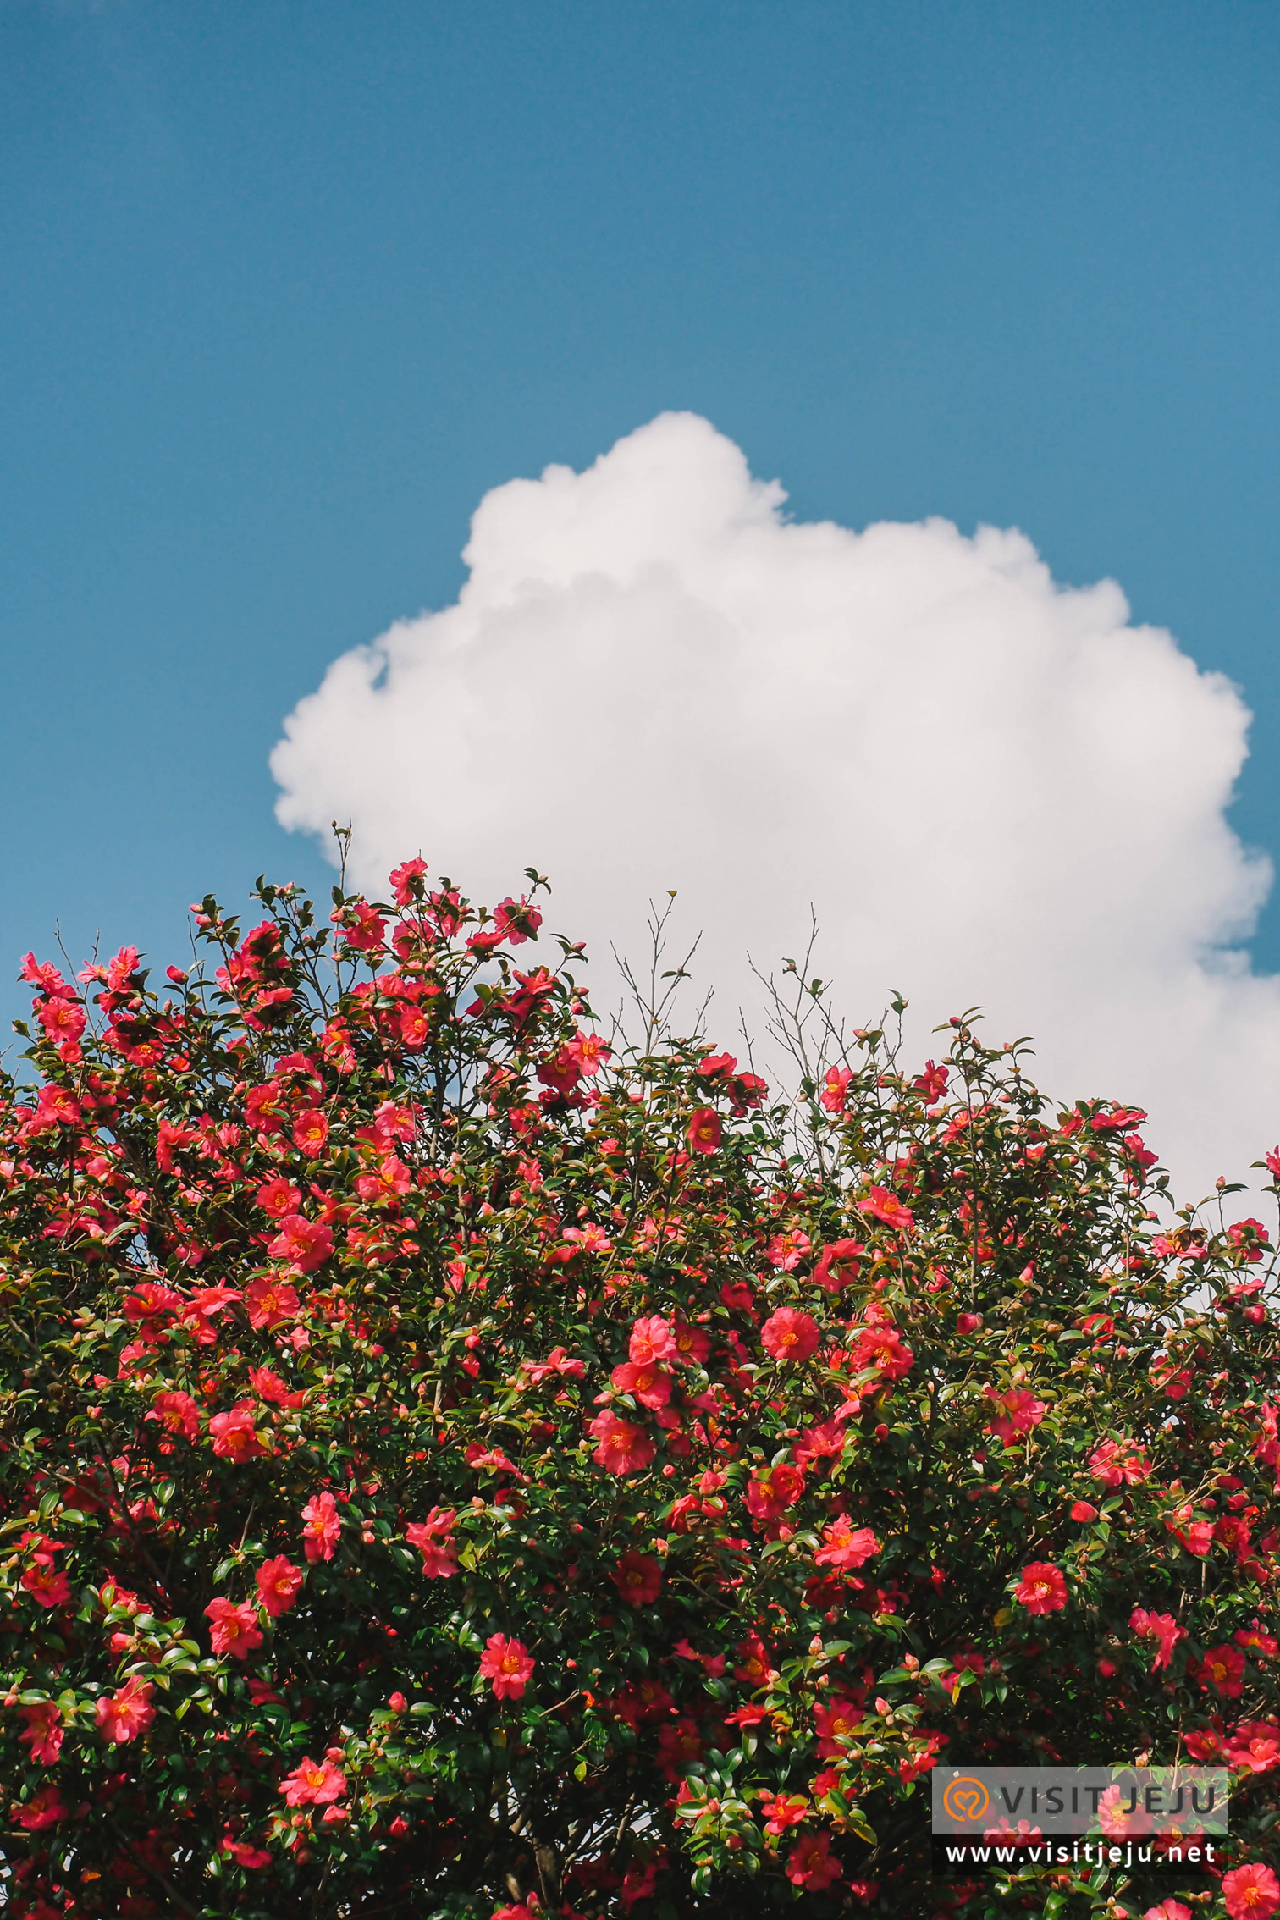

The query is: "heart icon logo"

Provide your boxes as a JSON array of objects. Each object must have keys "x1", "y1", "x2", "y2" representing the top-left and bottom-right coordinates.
[{"x1": 942, "y1": 1776, "x2": 990, "y2": 1822}]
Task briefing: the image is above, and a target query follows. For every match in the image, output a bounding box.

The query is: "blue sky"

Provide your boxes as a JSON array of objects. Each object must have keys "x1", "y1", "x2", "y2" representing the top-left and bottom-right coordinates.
[{"x1": 3, "y1": 0, "x2": 1280, "y2": 1048}]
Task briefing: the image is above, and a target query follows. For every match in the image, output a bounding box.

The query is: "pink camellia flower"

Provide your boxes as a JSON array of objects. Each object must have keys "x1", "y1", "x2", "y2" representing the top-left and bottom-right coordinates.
[
  {"x1": 292, "y1": 1108, "x2": 328, "y2": 1157},
  {"x1": 766, "y1": 1229, "x2": 811, "y2": 1272},
  {"x1": 147, "y1": 1389, "x2": 201, "y2": 1441},
  {"x1": 670, "y1": 1317, "x2": 710, "y2": 1365},
  {"x1": 256, "y1": 1554, "x2": 304, "y2": 1616},
  {"x1": 687, "y1": 1107, "x2": 721, "y2": 1155},
  {"x1": 245, "y1": 1276, "x2": 300, "y2": 1330},
  {"x1": 815, "y1": 1515, "x2": 879, "y2": 1570},
  {"x1": 956, "y1": 1312, "x2": 983, "y2": 1334},
  {"x1": 388, "y1": 857, "x2": 428, "y2": 905},
  {"x1": 589, "y1": 1411, "x2": 656, "y2": 1476},
  {"x1": 1143, "y1": 1902, "x2": 1193, "y2": 1920},
  {"x1": 760, "y1": 1791, "x2": 809, "y2": 1835},
  {"x1": 612, "y1": 1551, "x2": 662, "y2": 1607},
  {"x1": 746, "y1": 1462, "x2": 805, "y2": 1521},
  {"x1": 1201, "y1": 1644, "x2": 1246, "y2": 1697},
  {"x1": 983, "y1": 1386, "x2": 1047, "y2": 1446},
  {"x1": 858, "y1": 1185, "x2": 914, "y2": 1230},
  {"x1": 219, "y1": 1834, "x2": 272, "y2": 1868},
  {"x1": 205, "y1": 1597, "x2": 264, "y2": 1661},
  {"x1": 406, "y1": 1508, "x2": 458, "y2": 1579},
  {"x1": 18, "y1": 1701, "x2": 63, "y2": 1765},
  {"x1": 1013, "y1": 1562, "x2": 1068, "y2": 1615},
  {"x1": 182, "y1": 1286, "x2": 242, "y2": 1344},
  {"x1": 333, "y1": 901, "x2": 386, "y2": 952},
  {"x1": 761, "y1": 1308, "x2": 820, "y2": 1365},
  {"x1": 1089, "y1": 1437, "x2": 1152, "y2": 1487},
  {"x1": 301, "y1": 1490, "x2": 341, "y2": 1562},
  {"x1": 813, "y1": 1239, "x2": 864, "y2": 1292},
  {"x1": 610, "y1": 1360, "x2": 672, "y2": 1408},
  {"x1": 256, "y1": 1176, "x2": 302, "y2": 1219},
  {"x1": 1130, "y1": 1607, "x2": 1186, "y2": 1671},
  {"x1": 209, "y1": 1402, "x2": 269, "y2": 1464},
  {"x1": 850, "y1": 1320, "x2": 914, "y2": 1381},
  {"x1": 96, "y1": 1677, "x2": 155, "y2": 1744},
  {"x1": 478, "y1": 1633, "x2": 534, "y2": 1701},
  {"x1": 21, "y1": 1560, "x2": 72, "y2": 1609},
  {"x1": 14, "y1": 1785, "x2": 67, "y2": 1831},
  {"x1": 1071, "y1": 1500, "x2": 1099, "y2": 1522},
  {"x1": 280, "y1": 1755, "x2": 347, "y2": 1807},
  {"x1": 1226, "y1": 1723, "x2": 1280, "y2": 1774},
  {"x1": 629, "y1": 1315, "x2": 676, "y2": 1365},
  {"x1": 268, "y1": 1214, "x2": 334, "y2": 1275},
  {"x1": 1222, "y1": 1863, "x2": 1280, "y2": 1920},
  {"x1": 819, "y1": 1066, "x2": 853, "y2": 1114},
  {"x1": 786, "y1": 1830, "x2": 842, "y2": 1890}
]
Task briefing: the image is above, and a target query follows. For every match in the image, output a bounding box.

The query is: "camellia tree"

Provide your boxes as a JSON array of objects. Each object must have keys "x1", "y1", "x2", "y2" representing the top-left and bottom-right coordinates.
[{"x1": 1, "y1": 854, "x2": 1279, "y2": 1920}]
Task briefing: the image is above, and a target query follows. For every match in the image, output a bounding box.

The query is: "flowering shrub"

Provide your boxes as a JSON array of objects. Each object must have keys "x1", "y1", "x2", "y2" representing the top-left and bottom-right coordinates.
[{"x1": 1, "y1": 861, "x2": 1279, "y2": 1918}]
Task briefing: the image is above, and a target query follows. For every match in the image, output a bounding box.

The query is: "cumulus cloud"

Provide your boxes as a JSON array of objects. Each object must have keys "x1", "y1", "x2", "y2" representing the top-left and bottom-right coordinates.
[{"x1": 271, "y1": 412, "x2": 1280, "y2": 1196}]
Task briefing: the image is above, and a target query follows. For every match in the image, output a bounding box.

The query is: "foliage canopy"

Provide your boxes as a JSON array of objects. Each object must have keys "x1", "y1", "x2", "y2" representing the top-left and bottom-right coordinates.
[{"x1": 1, "y1": 860, "x2": 1279, "y2": 1920}]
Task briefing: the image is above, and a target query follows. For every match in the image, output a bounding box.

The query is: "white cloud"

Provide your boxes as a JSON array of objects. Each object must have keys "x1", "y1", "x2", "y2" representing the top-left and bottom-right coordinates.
[{"x1": 271, "y1": 412, "x2": 1280, "y2": 1198}]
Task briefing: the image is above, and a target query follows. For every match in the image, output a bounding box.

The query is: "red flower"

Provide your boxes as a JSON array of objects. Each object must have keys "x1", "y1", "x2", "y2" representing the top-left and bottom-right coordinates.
[
  {"x1": 301, "y1": 1490, "x2": 341, "y2": 1562},
  {"x1": 95, "y1": 1677, "x2": 155, "y2": 1744},
  {"x1": 1223, "y1": 1863, "x2": 1280, "y2": 1920},
  {"x1": 983, "y1": 1386, "x2": 1047, "y2": 1445},
  {"x1": 1070, "y1": 1500, "x2": 1099, "y2": 1522},
  {"x1": 760, "y1": 1791, "x2": 809, "y2": 1834},
  {"x1": 787, "y1": 1829, "x2": 841, "y2": 1889},
  {"x1": 1201, "y1": 1644, "x2": 1246, "y2": 1697},
  {"x1": 388, "y1": 857, "x2": 428, "y2": 905},
  {"x1": 14, "y1": 1785, "x2": 67, "y2": 1831},
  {"x1": 220, "y1": 1835, "x2": 272, "y2": 1868},
  {"x1": 256, "y1": 1554, "x2": 304, "y2": 1616},
  {"x1": 850, "y1": 1321, "x2": 914, "y2": 1380},
  {"x1": 292, "y1": 1108, "x2": 328, "y2": 1156},
  {"x1": 268, "y1": 1214, "x2": 334, "y2": 1275},
  {"x1": 147, "y1": 1389, "x2": 201, "y2": 1441},
  {"x1": 815, "y1": 1695, "x2": 861, "y2": 1755},
  {"x1": 761, "y1": 1307, "x2": 820, "y2": 1365},
  {"x1": 1089, "y1": 1437, "x2": 1151, "y2": 1487},
  {"x1": 256, "y1": 1176, "x2": 302, "y2": 1219},
  {"x1": 1226, "y1": 1723, "x2": 1280, "y2": 1774},
  {"x1": 726, "y1": 1635, "x2": 772, "y2": 1690},
  {"x1": 687, "y1": 1107, "x2": 722, "y2": 1155},
  {"x1": 478, "y1": 1633, "x2": 534, "y2": 1700},
  {"x1": 245, "y1": 1276, "x2": 300, "y2": 1330},
  {"x1": 18, "y1": 1702, "x2": 63, "y2": 1764},
  {"x1": 629, "y1": 1314, "x2": 677, "y2": 1364},
  {"x1": 815, "y1": 1515, "x2": 879, "y2": 1570},
  {"x1": 209, "y1": 1402, "x2": 269, "y2": 1464},
  {"x1": 747, "y1": 1462, "x2": 805, "y2": 1521},
  {"x1": 589, "y1": 1411, "x2": 656, "y2": 1476},
  {"x1": 813, "y1": 1238, "x2": 864, "y2": 1291},
  {"x1": 205, "y1": 1596, "x2": 264, "y2": 1660},
  {"x1": 334, "y1": 902, "x2": 386, "y2": 952},
  {"x1": 405, "y1": 1508, "x2": 458, "y2": 1579},
  {"x1": 819, "y1": 1066, "x2": 853, "y2": 1113},
  {"x1": 21, "y1": 1560, "x2": 71, "y2": 1609},
  {"x1": 281, "y1": 1755, "x2": 347, "y2": 1806},
  {"x1": 1130, "y1": 1607, "x2": 1186, "y2": 1671},
  {"x1": 612, "y1": 1551, "x2": 662, "y2": 1606},
  {"x1": 858, "y1": 1184, "x2": 913, "y2": 1230},
  {"x1": 611, "y1": 1359, "x2": 672, "y2": 1407},
  {"x1": 1014, "y1": 1562, "x2": 1068, "y2": 1614}
]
